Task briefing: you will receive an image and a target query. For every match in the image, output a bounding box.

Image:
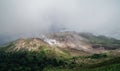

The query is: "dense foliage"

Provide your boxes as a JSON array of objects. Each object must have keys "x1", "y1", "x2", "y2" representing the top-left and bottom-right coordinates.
[
  {"x1": 44, "y1": 64, "x2": 120, "y2": 71},
  {"x1": 0, "y1": 50, "x2": 66, "y2": 71},
  {"x1": 0, "y1": 50, "x2": 120, "y2": 71}
]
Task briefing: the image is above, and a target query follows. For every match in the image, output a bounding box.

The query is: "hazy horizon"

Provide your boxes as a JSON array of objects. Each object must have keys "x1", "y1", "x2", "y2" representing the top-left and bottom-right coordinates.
[{"x1": 0, "y1": 0, "x2": 120, "y2": 44}]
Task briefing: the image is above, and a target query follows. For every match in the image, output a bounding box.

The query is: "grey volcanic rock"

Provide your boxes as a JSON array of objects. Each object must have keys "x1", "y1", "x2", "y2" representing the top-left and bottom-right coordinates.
[
  {"x1": 45, "y1": 32, "x2": 93, "y2": 52},
  {"x1": 1, "y1": 31, "x2": 120, "y2": 56}
]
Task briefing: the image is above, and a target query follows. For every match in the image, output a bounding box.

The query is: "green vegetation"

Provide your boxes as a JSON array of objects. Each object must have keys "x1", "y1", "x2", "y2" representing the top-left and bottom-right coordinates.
[
  {"x1": 0, "y1": 49, "x2": 119, "y2": 71},
  {"x1": 80, "y1": 33, "x2": 120, "y2": 49},
  {"x1": 0, "y1": 35, "x2": 120, "y2": 71},
  {"x1": 44, "y1": 56, "x2": 120, "y2": 71},
  {"x1": 89, "y1": 53, "x2": 107, "y2": 59},
  {"x1": 80, "y1": 33, "x2": 120, "y2": 44},
  {"x1": 0, "y1": 50, "x2": 66, "y2": 71},
  {"x1": 44, "y1": 63, "x2": 120, "y2": 71}
]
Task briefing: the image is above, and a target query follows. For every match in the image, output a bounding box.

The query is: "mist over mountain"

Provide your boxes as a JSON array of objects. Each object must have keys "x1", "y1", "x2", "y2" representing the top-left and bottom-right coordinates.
[
  {"x1": 0, "y1": 1, "x2": 120, "y2": 71},
  {"x1": 0, "y1": 0, "x2": 120, "y2": 44}
]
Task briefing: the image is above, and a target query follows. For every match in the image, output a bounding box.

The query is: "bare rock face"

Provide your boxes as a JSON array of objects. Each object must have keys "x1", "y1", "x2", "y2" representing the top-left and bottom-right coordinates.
[
  {"x1": 44, "y1": 32, "x2": 93, "y2": 52},
  {"x1": 11, "y1": 38, "x2": 49, "y2": 51},
  {"x1": 1, "y1": 31, "x2": 119, "y2": 56},
  {"x1": 4, "y1": 32, "x2": 94, "y2": 55}
]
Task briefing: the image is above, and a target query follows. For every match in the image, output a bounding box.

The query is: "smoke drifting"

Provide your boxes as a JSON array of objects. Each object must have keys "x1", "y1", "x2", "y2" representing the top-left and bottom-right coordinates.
[{"x1": 0, "y1": 0, "x2": 120, "y2": 43}]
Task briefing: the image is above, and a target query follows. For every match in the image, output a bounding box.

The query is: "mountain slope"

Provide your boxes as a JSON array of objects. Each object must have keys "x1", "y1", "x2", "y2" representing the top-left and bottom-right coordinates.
[
  {"x1": 44, "y1": 32, "x2": 93, "y2": 52},
  {"x1": 79, "y1": 33, "x2": 120, "y2": 50},
  {"x1": 0, "y1": 32, "x2": 120, "y2": 71},
  {"x1": 0, "y1": 32, "x2": 120, "y2": 55}
]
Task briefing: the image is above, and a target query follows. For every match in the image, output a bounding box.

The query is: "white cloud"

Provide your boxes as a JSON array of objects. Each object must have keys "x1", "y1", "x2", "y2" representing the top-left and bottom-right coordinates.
[{"x1": 0, "y1": 0, "x2": 120, "y2": 39}]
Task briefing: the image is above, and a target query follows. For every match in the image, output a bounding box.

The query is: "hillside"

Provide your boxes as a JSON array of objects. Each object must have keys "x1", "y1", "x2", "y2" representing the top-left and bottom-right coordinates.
[
  {"x1": 0, "y1": 32, "x2": 120, "y2": 71},
  {"x1": 1, "y1": 32, "x2": 120, "y2": 52},
  {"x1": 79, "y1": 33, "x2": 120, "y2": 50}
]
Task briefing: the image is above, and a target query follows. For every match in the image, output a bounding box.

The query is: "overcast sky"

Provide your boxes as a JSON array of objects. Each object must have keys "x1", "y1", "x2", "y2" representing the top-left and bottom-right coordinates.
[{"x1": 0, "y1": 0, "x2": 120, "y2": 40}]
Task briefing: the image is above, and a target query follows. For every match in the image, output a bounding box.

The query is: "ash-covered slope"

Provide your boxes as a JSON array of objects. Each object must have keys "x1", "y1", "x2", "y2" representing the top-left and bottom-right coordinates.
[
  {"x1": 0, "y1": 38, "x2": 49, "y2": 51},
  {"x1": 0, "y1": 38, "x2": 71, "y2": 58},
  {"x1": 0, "y1": 32, "x2": 120, "y2": 71},
  {"x1": 44, "y1": 32, "x2": 93, "y2": 52},
  {"x1": 0, "y1": 31, "x2": 120, "y2": 56},
  {"x1": 42, "y1": 31, "x2": 120, "y2": 54}
]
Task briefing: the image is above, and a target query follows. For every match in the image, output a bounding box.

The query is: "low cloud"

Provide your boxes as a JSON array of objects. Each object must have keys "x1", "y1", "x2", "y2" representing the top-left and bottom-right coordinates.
[{"x1": 0, "y1": 0, "x2": 120, "y2": 40}]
